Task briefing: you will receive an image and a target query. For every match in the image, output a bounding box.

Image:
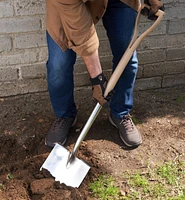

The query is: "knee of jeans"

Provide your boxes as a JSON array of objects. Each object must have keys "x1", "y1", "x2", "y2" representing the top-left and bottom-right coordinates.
[
  {"x1": 46, "y1": 57, "x2": 74, "y2": 79},
  {"x1": 46, "y1": 63, "x2": 71, "y2": 89},
  {"x1": 48, "y1": 75, "x2": 74, "y2": 98},
  {"x1": 48, "y1": 73, "x2": 63, "y2": 89},
  {"x1": 47, "y1": 67, "x2": 73, "y2": 87},
  {"x1": 46, "y1": 57, "x2": 69, "y2": 71}
]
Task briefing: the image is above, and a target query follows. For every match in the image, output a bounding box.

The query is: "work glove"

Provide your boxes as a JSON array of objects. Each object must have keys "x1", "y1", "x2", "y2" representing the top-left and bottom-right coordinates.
[
  {"x1": 90, "y1": 73, "x2": 112, "y2": 106},
  {"x1": 142, "y1": 0, "x2": 164, "y2": 20}
]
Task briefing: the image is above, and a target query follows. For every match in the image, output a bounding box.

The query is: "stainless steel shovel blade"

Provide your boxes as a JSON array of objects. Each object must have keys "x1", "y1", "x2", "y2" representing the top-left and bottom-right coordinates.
[
  {"x1": 40, "y1": 103, "x2": 102, "y2": 188},
  {"x1": 40, "y1": 143, "x2": 90, "y2": 188}
]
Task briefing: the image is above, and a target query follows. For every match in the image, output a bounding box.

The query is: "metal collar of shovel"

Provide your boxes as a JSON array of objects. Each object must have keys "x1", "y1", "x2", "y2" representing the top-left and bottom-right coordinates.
[{"x1": 40, "y1": 4, "x2": 165, "y2": 188}]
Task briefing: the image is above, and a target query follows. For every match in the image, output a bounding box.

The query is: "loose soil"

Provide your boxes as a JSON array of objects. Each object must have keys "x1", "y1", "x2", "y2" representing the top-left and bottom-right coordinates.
[{"x1": 0, "y1": 86, "x2": 185, "y2": 199}]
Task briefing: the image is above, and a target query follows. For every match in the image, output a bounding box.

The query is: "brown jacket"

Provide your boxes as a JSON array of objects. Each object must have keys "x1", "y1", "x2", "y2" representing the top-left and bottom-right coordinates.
[{"x1": 46, "y1": 0, "x2": 141, "y2": 56}]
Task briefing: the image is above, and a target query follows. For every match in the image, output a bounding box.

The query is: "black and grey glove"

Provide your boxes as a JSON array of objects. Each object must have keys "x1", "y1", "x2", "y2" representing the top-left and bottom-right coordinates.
[
  {"x1": 142, "y1": 0, "x2": 165, "y2": 20},
  {"x1": 90, "y1": 73, "x2": 112, "y2": 106}
]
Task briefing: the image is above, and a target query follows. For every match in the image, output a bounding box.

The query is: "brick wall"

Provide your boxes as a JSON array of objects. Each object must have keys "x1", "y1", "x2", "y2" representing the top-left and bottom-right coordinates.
[{"x1": 0, "y1": 0, "x2": 185, "y2": 97}]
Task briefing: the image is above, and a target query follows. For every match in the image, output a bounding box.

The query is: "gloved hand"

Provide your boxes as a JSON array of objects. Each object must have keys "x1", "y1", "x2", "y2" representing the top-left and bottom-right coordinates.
[
  {"x1": 142, "y1": 0, "x2": 164, "y2": 20},
  {"x1": 90, "y1": 73, "x2": 112, "y2": 106}
]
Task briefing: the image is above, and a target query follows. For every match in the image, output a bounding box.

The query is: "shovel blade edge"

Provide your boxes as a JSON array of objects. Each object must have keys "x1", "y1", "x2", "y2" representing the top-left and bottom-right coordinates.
[{"x1": 40, "y1": 143, "x2": 90, "y2": 188}]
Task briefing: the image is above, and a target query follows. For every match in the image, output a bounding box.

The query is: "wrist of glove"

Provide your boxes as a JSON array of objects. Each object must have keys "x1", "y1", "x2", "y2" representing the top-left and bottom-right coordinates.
[
  {"x1": 142, "y1": 0, "x2": 164, "y2": 20},
  {"x1": 90, "y1": 73, "x2": 110, "y2": 106}
]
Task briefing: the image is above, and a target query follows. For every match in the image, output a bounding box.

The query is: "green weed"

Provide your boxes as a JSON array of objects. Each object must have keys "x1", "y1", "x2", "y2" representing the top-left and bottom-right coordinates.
[
  {"x1": 156, "y1": 161, "x2": 182, "y2": 185},
  {"x1": 0, "y1": 183, "x2": 5, "y2": 191},
  {"x1": 89, "y1": 174, "x2": 121, "y2": 200},
  {"x1": 176, "y1": 95, "x2": 184, "y2": 102},
  {"x1": 131, "y1": 115, "x2": 142, "y2": 125},
  {"x1": 6, "y1": 173, "x2": 14, "y2": 180}
]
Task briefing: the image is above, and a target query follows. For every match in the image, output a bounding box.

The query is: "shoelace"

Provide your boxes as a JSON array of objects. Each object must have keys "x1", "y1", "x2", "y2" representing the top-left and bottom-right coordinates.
[
  {"x1": 52, "y1": 118, "x2": 66, "y2": 130},
  {"x1": 120, "y1": 114, "x2": 134, "y2": 130}
]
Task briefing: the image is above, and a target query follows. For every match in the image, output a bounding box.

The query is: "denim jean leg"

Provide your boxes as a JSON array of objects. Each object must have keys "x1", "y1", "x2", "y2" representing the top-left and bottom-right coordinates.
[
  {"x1": 46, "y1": 31, "x2": 77, "y2": 118},
  {"x1": 102, "y1": 0, "x2": 138, "y2": 120}
]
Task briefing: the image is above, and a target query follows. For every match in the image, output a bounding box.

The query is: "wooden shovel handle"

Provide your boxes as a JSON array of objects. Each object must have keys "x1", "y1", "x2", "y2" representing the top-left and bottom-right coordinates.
[{"x1": 104, "y1": 4, "x2": 165, "y2": 97}]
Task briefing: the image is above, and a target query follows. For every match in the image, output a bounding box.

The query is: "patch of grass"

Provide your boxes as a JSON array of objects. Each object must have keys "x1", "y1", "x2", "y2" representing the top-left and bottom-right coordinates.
[
  {"x1": 90, "y1": 159, "x2": 185, "y2": 200},
  {"x1": 124, "y1": 160, "x2": 185, "y2": 199},
  {"x1": 168, "y1": 193, "x2": 185, "y2": 200},
  {"x1": 89, "y1": 174, "x2": 121, "y2": 200},
  {"x1": 157, "y1": 161, "x2": 181, "y2": 185},
  {"x1": 129, "y1": 173, "x2": 150, "y2": 191},
  {"x1": 176, "y1": 95, "x2": 184, "y2": 103}
]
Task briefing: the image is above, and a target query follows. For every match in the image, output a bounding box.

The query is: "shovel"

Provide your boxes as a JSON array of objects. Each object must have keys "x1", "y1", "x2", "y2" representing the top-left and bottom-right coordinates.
[{"x1": 40, "y1": 4, "x2": 165, "y2": 188}]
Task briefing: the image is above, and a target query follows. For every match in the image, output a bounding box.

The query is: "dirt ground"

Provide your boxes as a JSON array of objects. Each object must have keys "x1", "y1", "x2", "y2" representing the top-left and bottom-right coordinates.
[{"x1": 0, "y1": 86, "x2": 185, "y2": 200}]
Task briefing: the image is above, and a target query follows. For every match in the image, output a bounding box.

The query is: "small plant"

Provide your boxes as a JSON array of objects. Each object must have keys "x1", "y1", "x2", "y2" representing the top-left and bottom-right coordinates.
[
  {"x1": 152, "y1": 183, "x2": 168, "y2": 198},
  {"x1": 176, "y1": 95, "x2": 184, "y2": 103},
  {"x1": 6, "y1": 173, "x2": 14, "y2": 180},
  {"x1": 89, "y1": 174, "x2": 121, "y2": 200},
  {"x1": 130, "y1": 173, "x2": 149, "y2": 187},
  {"x1": 131, "y1": 115, "x2": 141, "y2": 125},
  {"x1": 0, "y1": 183, "x2": 5, "y2": 191}
]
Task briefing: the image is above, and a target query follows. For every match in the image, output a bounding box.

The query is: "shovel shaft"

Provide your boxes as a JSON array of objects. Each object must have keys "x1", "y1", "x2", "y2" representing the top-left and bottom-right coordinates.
[{"x1": 71, "y1": 103, "x2": 102, "y2": 156}]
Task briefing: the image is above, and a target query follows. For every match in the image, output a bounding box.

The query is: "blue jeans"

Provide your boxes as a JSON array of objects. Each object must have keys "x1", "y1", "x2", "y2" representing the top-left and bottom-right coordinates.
[{"x1": 46, "y1": 0, "x2": 138, "y2": 119}]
